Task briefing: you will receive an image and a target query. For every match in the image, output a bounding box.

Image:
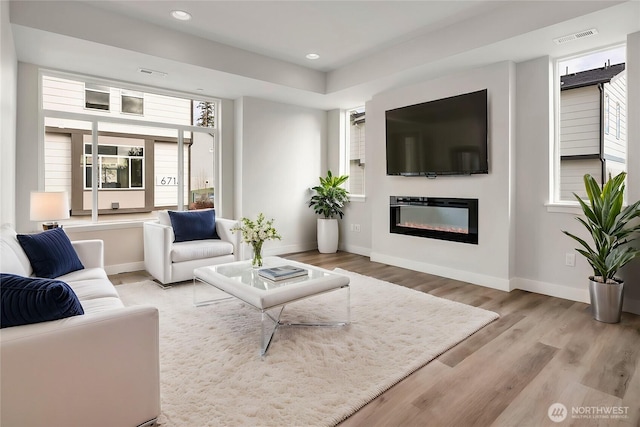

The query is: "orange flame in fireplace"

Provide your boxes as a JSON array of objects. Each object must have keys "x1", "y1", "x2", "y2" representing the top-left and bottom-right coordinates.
[{"x1": 398, "y1": 222, "x2": 469, "y2": 235}]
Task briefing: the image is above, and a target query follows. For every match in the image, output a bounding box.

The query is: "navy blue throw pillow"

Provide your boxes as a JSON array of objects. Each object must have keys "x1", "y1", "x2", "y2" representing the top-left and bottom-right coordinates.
[
  {"x1": 0, "y1": 273, "x2": 84, "y2": 328},
  {"x1": 168, "y1": 209, "x2": 220, "y2": 242},
  {"x1": 17, "y1": 228, "x2": 84, "y2": 279}
]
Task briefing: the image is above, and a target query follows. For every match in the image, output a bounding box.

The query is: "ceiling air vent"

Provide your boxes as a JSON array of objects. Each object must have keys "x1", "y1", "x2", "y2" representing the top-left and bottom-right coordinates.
[
  {"x1": 137, "y1": 68, "x2": 168, "y2": 77},
  {"x1": 553, "y1": 28, "x2": 598, "y2": 45}
]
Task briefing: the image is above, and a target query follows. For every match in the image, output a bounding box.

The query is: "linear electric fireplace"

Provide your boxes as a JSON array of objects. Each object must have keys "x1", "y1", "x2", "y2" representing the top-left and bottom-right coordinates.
[{"x1": 390, "y1": 196, "x2": 478, "y2": 244}]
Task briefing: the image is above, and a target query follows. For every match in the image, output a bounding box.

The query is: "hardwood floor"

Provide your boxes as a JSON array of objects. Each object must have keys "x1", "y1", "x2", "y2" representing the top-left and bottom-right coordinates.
[{"x1": 110, "y1": 251, "x2": 640, "y2": 427}]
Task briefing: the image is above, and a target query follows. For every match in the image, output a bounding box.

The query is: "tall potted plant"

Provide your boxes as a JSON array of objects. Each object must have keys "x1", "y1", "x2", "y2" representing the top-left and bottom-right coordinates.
[
  {"x1": 308, "y1": 171, "x2": 349, "y2": 253},
  {"x1": 562, "y1": 172, "x2": 640, "y2": 323}
]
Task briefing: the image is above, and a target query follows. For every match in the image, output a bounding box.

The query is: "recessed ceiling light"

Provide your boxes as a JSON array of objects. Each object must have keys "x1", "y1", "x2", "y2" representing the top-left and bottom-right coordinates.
[
  {"x1": 306, "y1": 53, "x2": 320, "y2": 60},
  {"x1": 171, "y1": 10, "x2": 192, "y2": 21}
]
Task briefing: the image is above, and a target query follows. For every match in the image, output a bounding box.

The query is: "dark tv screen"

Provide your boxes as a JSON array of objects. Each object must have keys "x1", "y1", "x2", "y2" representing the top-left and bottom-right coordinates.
[{"x1": 385, "y1": 89, "x2": 488, "y2": 176}]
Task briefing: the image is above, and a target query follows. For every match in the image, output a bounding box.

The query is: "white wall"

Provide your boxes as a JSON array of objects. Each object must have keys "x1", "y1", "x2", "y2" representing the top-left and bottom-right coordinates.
[
  {"x1": 219, "y1": 98, "x2": 235, "y2": 219},
  {"x1": 367, "y1": 61, "x2": 516, "y2": 291},
  {"x1": 1, "y1": 1, "x2": 17, "y2": 227},
  {"x1": 339, "y1": 198, "x2": 372, "y2": 256},
  {"x1": 618, "y1": 32, "x2": 640, "y2": 313},
  {"x1": 625, "y1": 32, "x2": 640, "y2": 218},
  {"x1": 65, "y1": 224, "x2": 144, "y2": 274},
  {"x1": 514, "y1": 56, "x2": 582, "y2": 299},
  {"x1": 234, "y1": 96, "x2": 326, "y2": 257},
  {"x1": 15, "y1": 62, "x2": 40, "y2": 233},
  {"x1": 326, "y1": 109, "x2": 341, "y2": 175}
]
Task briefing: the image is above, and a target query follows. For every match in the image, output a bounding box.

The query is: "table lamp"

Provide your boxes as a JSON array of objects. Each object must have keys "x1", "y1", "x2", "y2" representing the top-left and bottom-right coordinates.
[{"x1": 30, "y1": 191, "x2": 70, "y2": 230}]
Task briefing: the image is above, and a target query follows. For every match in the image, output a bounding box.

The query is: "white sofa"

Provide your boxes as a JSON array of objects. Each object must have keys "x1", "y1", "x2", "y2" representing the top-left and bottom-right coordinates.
[
  {"x1": 143, "y1": 211, "x2": 240, "y2": 285},
  {"x1": 0, "y1": 225, "x2": 160, "y2": 427}
]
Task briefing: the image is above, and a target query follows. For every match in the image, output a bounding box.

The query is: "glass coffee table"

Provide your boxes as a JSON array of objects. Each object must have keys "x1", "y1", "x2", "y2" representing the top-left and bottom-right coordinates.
[{"x1": 193, "y1": 256, "x2": 350, "y2": 356}]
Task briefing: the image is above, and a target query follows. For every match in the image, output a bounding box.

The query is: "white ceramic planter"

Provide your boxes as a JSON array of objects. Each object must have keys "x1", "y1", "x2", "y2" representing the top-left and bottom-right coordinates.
[{"x1": 317, "y1": 218, "x2": 339, "y2": 253}]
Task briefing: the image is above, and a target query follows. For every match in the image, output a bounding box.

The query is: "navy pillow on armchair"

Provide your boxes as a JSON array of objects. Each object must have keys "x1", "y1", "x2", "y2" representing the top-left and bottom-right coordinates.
[
  {"x1": 0, "y1": 273, "x2": 84, "y2": 328},
  {"x1": 168, "y1": 209, "x2": 220, "y2": 242},
  {"x1": 17, "y1": 227, "x2": 84, "y2": 278}
]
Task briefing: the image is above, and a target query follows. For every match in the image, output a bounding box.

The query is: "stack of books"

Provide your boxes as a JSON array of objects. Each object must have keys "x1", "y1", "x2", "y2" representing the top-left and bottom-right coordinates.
[{"x1": 258, "y1": 265, "x2": 308, "y2": 282}]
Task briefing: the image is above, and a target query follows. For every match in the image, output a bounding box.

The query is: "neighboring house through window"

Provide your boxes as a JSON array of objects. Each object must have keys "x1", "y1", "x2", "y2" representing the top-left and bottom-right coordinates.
[
  {"x1": 616, "y1": 102, "x2": 621, "y2": 139},
  {"x1": 555, "y1": 46, "x2": 626, "y2": 202},
  {"x1": 344, "y1": 107, "x2": 365, "y2": 196},
  {"x1": 84, "y1": 143, "x2": 144, "y2": 189},
  {"x1": 605, "y1": 94, "x2": 610, "y2": 134}
]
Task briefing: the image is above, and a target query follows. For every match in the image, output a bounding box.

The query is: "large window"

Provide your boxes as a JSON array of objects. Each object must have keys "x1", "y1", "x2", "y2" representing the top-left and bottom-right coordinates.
[
  {"x1": 554, "y1": 45, "x2": 626, "y2": 203},
  {"x1": 42, "y1": 72, "x2": 220, "y2": 223},
  {"x1": 344, "y1": 107, "x2": 365, "y2": 196}
]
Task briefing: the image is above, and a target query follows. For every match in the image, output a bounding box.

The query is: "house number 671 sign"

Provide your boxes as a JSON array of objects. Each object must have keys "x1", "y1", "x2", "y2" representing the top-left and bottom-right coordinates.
[{"x1": 156, "y1": 176, "x2": 178, "y2": 186}]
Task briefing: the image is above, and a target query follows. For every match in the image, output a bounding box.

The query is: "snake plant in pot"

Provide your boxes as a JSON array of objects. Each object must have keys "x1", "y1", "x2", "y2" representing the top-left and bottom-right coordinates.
[
  {"x1": 308, "y1": 171, "x2": 349, "y2": 253},
  {"x1": 562, "y1": 172, "x2": 640, "y2": 323}
]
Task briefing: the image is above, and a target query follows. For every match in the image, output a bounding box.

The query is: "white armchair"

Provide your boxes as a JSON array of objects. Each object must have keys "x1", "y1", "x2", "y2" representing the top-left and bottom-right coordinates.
[{"x1": 143, "y1": 211, "x2": 240, "y2": 285}]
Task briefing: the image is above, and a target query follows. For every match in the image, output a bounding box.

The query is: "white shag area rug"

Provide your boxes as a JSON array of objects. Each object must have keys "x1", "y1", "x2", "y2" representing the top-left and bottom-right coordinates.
[{"x1": 117, "y1": 268, "x2": 499, "y2": 427}]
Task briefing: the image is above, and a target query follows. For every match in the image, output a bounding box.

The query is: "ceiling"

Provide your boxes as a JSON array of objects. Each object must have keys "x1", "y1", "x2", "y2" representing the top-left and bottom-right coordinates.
[
  {"x1": 84, "y1": 0, "x2": 500, "y2": 72},
  {"x1": 8, "y1": 1, "x2": 640, "y2": 109}
]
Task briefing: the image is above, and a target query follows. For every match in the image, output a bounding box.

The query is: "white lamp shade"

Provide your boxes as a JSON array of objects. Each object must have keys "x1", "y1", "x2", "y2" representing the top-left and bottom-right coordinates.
[{"x1": 30, "y1": 191, "x2": 70, "y2": 222}]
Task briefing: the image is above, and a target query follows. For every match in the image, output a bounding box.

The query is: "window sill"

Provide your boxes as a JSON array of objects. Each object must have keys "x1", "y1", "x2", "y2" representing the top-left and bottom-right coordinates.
[
  {"x1": 545, "y1": 202, "x2": 582, "y2": 215},
  {"x1": 349, "y1": 195, "x2": 366, "y2": 203},
  {"x1": 62, "y1": 220, "x2": 146, "y2": 232}
]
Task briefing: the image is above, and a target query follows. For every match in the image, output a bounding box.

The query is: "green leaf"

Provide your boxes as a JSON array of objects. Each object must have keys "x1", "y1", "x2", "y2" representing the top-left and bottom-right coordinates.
[{"x1": 308, "y1": 170, "x2": 350, "y2": 219}]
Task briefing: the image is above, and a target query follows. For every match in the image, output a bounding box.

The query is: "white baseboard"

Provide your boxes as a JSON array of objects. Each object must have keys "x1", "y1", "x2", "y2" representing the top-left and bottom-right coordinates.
[
  {"x1": 105, "y1": 261, "x2": 145, "y2": 275},
  {"x1": 339, "y1": 243, "x2": 371, "y2": 257},
  {"x1": 267, "y1": 242, "x2": 318, "y2": 257},
  {"x1": 623, "y1": 297, "x2": 640, "y2": 315},
  {"x1": 510, "y1": 277, "x2": 589, "y2": 304},
  {"x1": 511, "y1": 277, "x2": 640, "y2": 315},
  {"x1": 370, "y1": 252, "x2": 511, "y2": 291}
]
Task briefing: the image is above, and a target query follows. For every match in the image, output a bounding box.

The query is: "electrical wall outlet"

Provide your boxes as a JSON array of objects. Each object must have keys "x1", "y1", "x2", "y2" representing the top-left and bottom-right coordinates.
[
  {"x1": 565, "y1": 253, "x2": 575, "y2": 267},
  {"x1": 354, "y1": 224, "x2": 361, "y2": 232}
]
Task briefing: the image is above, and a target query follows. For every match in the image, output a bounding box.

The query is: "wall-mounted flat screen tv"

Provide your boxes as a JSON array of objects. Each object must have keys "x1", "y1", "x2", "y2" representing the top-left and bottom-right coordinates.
[{"x1": 385, "y1": 89, "x2": 488, "y2": 176}]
